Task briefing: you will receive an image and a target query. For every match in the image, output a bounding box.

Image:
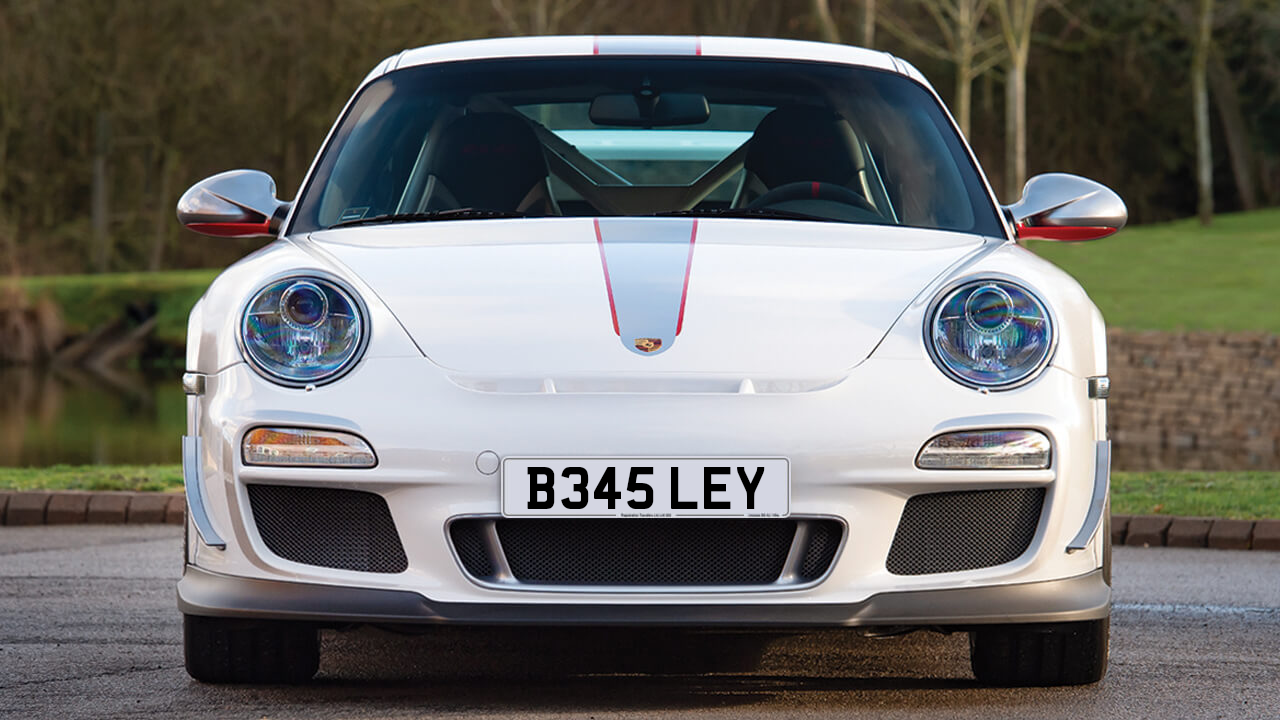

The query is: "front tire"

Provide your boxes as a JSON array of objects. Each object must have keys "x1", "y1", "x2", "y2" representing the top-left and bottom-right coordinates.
[
  {"x1": 969, "y1": 618, "x2": 1109, "y2": 686},
  {"x1": 184, "y1": 614, "x2": 320, "y2": 684}
]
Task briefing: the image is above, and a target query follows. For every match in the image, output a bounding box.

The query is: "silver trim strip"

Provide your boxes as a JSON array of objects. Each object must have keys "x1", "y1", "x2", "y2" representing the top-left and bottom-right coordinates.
[
  {"x1": 479, "y1": 519, "x2": 516, "y2": 584},
  {"x1": 1066, "y1": 440, "x2": 1111, "y2": 553},
  {"x1": 777, "y1": 520, "x2": 812, "y2": 584},
  {"x1": 183, "y1": 435, "x2": 226, "y2": 550}
]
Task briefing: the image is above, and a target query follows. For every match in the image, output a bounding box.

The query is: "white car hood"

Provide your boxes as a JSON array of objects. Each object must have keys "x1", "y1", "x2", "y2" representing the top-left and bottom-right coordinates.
[{"x1": 309, "y1": 218, "x2": 986, "y2": 381}]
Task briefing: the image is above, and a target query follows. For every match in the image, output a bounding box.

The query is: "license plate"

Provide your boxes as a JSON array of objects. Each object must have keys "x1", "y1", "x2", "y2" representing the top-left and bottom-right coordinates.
[{"x1": 501, "y1": 458, "x2": 789, "y2": 518}]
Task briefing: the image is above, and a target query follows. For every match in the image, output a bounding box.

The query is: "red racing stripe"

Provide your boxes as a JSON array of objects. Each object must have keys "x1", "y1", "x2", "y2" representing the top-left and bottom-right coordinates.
[
  {"x1": 675, "y1": 219, "x2": 698, "y2": 335},
  {"x1": 593, "y1": 218, "x2": 621, "y2": 335}
]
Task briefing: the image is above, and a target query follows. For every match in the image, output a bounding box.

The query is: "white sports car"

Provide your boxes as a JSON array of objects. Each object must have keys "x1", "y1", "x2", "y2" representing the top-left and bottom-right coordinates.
[{"x1": 175, "y1": 35, "x2": 1125, "y2": 686}]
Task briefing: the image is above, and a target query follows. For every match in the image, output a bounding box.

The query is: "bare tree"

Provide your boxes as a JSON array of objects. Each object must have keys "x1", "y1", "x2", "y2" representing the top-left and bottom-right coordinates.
[
  {"x1": 697, "y1": 0, "x2": 766, "y2": 35},
  {"x1": 863, "y1": 0, "x2": 877, "y2": 47},
  {"x1": 1191, "y1": 0, "x2": 1215, "y2": 225},
  {"x1": 491, "y1": 0, "x2": 632, "y2": 35},
  {"x1": 880, "y1": 0, "x2": 1005, "y2": 137},
  {"x1": 813, "y1": 0, "x2": 841, "y2": 43},
  {"x1": 993, "y1": 0, "x2": 1044, "y2": 200}
]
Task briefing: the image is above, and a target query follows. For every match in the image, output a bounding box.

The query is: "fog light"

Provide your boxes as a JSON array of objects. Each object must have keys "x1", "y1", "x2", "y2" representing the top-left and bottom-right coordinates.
[
  {"x1": 242, "y1": 427, "x2": 376, "y2": 467},
  {"x1": 916, "y1": 429, "x2": 1050, "y2": 469}
]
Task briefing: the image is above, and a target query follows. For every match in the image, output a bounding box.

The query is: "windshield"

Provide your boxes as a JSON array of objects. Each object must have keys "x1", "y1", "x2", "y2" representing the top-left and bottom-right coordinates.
[{"x1": 290, "y1": 57, "x2": 1003, "y2": 236}]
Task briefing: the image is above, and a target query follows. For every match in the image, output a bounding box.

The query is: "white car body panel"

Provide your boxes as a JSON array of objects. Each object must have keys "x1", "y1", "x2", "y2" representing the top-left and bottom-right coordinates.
[
  {"x1": 180, "y1": 36, "x2": 1111, "y2": 633},
  {"x1": 307, "y1": 219, "x2": 987, "y2": 376}
]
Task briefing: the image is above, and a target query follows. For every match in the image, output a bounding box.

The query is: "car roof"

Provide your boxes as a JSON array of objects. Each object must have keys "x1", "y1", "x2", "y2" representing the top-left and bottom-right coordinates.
[{"x1": 361, "y1": 35, "x2": 927, "y2": 88}]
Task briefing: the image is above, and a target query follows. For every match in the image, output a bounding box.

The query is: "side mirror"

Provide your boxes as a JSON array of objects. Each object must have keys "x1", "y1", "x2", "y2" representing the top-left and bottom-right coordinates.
[
  {"x1": 176, "y1": 170, "x2": 292, "y2": 238},
  {"x1": 1005, "y1": 173, "x2": 1127, "y2": 242}
]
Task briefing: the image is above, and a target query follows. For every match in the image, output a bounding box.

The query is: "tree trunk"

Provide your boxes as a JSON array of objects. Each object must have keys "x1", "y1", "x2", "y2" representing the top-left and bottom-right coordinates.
[
  {"x1": 91, "y1": 112, "x2": 111, "y2": 273},
  {"x1": 1192, "y1": 0, "x2": 1214, "y2": 226},
  {"x1": 813, "y1": 0, "x2": 840, "y2": 43},
  {"x1": 996, "y1": 0, "x2": 1037, "y2": 202},
  {"x1": 955, "y1": 0, "x2": 977, "y2": 138},
  {"x1": 148, "y1": 151, "x2": 173, "y2": 271},
  {"x1": 956, "y1": 64, "x2": 974, "y2": 138},
  {"x1": 863, "y1": 0, "x2": 876, "y2": 48},
  {"x1": 1208, "y1": 49, "x2": 1256, "y2": 211},
  {"x1": 1004, "y1": 59, "x2": 1026, "y2": 201}
]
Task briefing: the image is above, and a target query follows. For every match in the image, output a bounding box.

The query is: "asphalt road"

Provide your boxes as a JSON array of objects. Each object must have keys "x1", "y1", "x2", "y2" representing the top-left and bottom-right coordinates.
[{"x1": 1, "y1": 526, "x2": 1277, "y2": 719}]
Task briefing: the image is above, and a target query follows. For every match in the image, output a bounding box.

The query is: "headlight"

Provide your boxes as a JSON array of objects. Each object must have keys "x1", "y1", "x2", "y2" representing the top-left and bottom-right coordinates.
[
  {"x1": 240, "y1": 276, "x2": 366, "y2": 385},
  {"x1": 927, "y1": 279, "x2": 1053, "y2": 388}
]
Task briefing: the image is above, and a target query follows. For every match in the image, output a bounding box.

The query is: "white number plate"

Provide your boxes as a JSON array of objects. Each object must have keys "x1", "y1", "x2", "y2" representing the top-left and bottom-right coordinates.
[{"x1": 501, "y1": 458, "x2": 789, "y2": 518}]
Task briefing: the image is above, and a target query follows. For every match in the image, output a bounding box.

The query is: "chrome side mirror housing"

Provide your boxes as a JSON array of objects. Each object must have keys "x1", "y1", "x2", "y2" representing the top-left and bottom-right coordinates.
[
  {"x1": 176, "y1": 169, "x2": 292, "y2": 238},
  {"x1": 1004, "y1": 173, "x2": 1127, "y2": 242}
]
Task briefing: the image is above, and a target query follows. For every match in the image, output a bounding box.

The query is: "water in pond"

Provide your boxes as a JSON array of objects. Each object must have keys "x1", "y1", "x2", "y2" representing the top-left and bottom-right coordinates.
[
  {"x1": 0, "y1": 367, "x2": 1276, "y2": 470},
  {"x1": 0, "y1": 367, "x2": 184, "y2": 466}
]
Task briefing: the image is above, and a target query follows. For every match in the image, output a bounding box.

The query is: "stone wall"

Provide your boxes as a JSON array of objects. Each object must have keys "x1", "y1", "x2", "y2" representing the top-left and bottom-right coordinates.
[{"x1": 1108, "y1": 330, "x2": 1280, "y2": 470}]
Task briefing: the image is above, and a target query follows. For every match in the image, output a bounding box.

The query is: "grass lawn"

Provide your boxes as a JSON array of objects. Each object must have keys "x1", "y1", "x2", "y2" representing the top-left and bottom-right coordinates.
[
  {"x1": 0, "y1": 465, "x2": 183, "y2": 493},
  {"x1": 1, "y1": 465, "x2": 1275, "y2": 520},
  {"x1": 8, "y1": 268, "x2": 219, "y2": 347},
  {"x1": 1029, "y1": 207, "x2": 1280, "y2": 333},
  {"x1": 1111, "y1": 471, "x2": 1280, "y2": 520}
]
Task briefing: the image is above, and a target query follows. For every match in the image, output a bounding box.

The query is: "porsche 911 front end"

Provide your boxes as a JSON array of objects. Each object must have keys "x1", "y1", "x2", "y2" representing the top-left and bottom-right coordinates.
[{"x1": 175, "y1": 36, "x2": 1124, "y2": 686}]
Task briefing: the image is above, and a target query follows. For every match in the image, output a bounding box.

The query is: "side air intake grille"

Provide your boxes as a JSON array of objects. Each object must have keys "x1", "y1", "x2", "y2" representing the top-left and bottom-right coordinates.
[
  {"x1": 449, "y1": 517, "x2": 843, "y2": 588},
  {"x1": 886, "y1": 487, "x2": 1045, "y2": 575},
  {"x1": 246, "y1": 484, "x2": 407, "y2": 574}
]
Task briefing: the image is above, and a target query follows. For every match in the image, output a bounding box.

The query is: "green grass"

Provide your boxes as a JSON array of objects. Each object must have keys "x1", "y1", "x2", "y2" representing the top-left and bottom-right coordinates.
[
  {"x1": 9, "y1": 269, "x2": 218, "y2": 346},
  {"x1": 1111, "y1": 471, "x2": 1280, "y2": 520},
  {"x1": 1029, "y1": 208, "x2": 1280, "y2": 333},
  {"x1": 0, "y1": 464, "x2": 184, "y2": 493},
  {"x1": 2, "y1": 465, "x2": 1275, "y2": 520}
]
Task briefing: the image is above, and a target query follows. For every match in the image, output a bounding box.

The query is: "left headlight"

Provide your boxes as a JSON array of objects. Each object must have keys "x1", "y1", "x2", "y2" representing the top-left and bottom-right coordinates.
[
  {"x1": 926, "y1": 278, "x2": 1054, "y2": 389},
  {"x1": 240, "y1": 276, "x2": 366, "y2": 385}
]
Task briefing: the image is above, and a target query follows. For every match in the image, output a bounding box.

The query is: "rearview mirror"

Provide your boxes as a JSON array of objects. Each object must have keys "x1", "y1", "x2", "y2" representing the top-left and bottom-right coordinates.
[
  {"x1": 589, "y1": 92, "x2": 710, "y2": 127},
  {"x1": 1005, "y1": 173, "x2": 1127, "y2": 241},
  {"x1": 176, "y1": 169, "x2": 291, "y2": 238}
]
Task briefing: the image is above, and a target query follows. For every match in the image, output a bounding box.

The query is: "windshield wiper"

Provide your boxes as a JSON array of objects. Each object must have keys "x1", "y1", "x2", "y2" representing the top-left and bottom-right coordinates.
[
  {"x1": 330, "y1": 208, "x2": 527, "y2": 229},
  {"x1": 655, "y1": 207, "x2": 843, "y2": 223}
]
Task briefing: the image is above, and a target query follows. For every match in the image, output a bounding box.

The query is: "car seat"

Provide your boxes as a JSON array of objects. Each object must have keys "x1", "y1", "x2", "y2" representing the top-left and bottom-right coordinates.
[
  {"x1": 732, "y1": 105, "x2": 868, "y2": 208},
  {"x1": 417, "y1": 112, "x2": 559, "y2": 215}
]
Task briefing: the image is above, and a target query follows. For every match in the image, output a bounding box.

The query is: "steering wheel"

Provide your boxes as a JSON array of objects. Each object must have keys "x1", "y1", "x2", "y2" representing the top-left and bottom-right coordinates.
[{"x1": 749, "y1": 181, "x2": 879, "y2": 214}]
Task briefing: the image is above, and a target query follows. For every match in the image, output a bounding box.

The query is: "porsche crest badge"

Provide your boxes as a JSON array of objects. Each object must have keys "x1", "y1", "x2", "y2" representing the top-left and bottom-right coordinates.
[{"x1": 634, "y1": 337, "x2": 663, "y2": 353}]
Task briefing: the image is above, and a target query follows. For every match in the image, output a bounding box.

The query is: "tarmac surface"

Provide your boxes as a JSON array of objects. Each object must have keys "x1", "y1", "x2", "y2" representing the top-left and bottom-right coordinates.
[{"x1": 0, "y1": 525, "x2": 1277, "y2": 719}]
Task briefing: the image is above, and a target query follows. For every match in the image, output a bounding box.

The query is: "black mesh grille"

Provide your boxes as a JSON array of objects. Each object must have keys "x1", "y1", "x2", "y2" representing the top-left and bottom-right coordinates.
[
  {"x1": 246, "y1": 484, "x2": 407, "y2": 574},
  {"x1": 886, "y1": 487, "x2": 1045, "y2": 575},
  {"x1": 449, "y1": 519, "x2": 494, "y2": 578},
  {"x1": 449, "y1": 518, "x2": 843, "y2": 586},
  {"x1": 799, "y1": 519, "x2": 842, "y2": 581}
]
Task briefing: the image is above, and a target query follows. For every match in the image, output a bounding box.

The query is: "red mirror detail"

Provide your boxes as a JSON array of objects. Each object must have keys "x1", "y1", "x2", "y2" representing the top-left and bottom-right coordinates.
[
  {"x1": 185, "y1": 221, "x2": 273, "y2": 238},
  {"x1": 1016, "y1": 224, "x2": 1118, "y2": 242}
]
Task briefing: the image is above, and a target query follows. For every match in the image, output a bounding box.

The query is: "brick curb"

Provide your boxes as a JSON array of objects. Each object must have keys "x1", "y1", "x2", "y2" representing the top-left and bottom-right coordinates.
[
  {"x1": 1112, "y1": 514, "x2": 1280, "y2": 551},
  {"x1": 1, "y1": 492, "x2": 1278, "y2": 551},
  {"x1": 2, "y1": 491, "x2": 185, "y2": 526}
]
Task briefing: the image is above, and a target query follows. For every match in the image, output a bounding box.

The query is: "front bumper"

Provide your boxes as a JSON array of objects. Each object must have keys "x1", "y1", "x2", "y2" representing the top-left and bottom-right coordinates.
[
  {"x1": 183, "y1": 355, "x2": 1108, "y2": 613},
  {"x1": 178, "y1": 565, "x2": 1110, "y2": 627}
]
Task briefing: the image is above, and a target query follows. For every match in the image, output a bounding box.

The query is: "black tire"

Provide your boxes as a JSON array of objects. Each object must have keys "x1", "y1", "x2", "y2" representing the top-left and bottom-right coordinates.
[
  {"x1": 184, "y1": 614, "x2": 320, "y2": 684},
  {"x1": 969, "y1": 618, "x2": 1109, "y2": 686}
]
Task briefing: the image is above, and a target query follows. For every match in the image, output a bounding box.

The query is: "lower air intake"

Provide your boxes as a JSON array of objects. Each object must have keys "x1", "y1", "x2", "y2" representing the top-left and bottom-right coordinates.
[
  {"x1": 246, "y1": 484, "x2": 407, "y2": 574},
  {"x1": 449, "y1": 517, "x2": 843, "y2": 587},
  {"x1": 886, "y1": 487, "x2": 1046, "y2": 575}
]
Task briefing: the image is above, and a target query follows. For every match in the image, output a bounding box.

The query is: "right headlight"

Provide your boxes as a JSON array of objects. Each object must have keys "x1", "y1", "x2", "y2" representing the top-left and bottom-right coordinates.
[
  {"x1": 240, "y1": 275, "x2": 367, "y2": 385},
  {"x1": 926, "y1": 278, "x2": 1054, "y2": 389}
]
